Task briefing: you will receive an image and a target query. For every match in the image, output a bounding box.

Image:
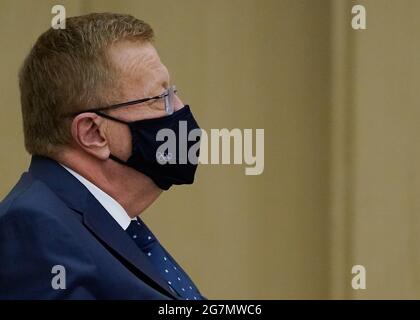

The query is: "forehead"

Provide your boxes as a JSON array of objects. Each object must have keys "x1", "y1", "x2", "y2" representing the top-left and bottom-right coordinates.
[{"x1": 107, "y1": 41, "x2": 169, "y2": 96}]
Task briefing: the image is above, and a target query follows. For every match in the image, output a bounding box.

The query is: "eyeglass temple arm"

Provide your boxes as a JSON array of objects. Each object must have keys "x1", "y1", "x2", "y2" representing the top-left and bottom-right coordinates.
[
  {"x1": 66, "y1": 87, "x2": 175, "y2": 117},
  {"x1": 69, "y1": 94, "x2": 165, "y2": 117}
]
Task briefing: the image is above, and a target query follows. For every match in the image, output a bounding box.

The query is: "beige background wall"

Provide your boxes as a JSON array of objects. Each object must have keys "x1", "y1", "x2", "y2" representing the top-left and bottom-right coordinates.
[
  {"x1": 0, "y1": 0, "x2": 418, "y2": 299},
  {"x1": 332, "y1": 0, "x2": 420, "y2": 299}
]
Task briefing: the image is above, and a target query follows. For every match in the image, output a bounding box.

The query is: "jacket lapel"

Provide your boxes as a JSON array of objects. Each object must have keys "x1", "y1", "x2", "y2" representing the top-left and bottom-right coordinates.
[{"x1": 29, "y1": 156, "x2": 179, "y2": 299}]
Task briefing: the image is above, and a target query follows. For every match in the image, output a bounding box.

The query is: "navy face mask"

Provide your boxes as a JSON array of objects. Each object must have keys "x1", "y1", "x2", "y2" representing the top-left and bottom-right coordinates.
[{"x1": 100, "y1": 105, "x2": 201, "y2": 190}]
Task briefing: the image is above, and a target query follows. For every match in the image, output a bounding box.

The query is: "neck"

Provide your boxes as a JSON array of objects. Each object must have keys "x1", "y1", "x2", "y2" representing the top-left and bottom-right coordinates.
[{"x1": 55, "y1": 149, "x2": 162, "y2": 218}]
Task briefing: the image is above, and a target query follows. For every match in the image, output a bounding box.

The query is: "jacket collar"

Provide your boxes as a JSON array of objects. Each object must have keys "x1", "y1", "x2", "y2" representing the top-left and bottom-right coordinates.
[{"x1": 29, "y1": 155, "x2": 179, "y2": 299}]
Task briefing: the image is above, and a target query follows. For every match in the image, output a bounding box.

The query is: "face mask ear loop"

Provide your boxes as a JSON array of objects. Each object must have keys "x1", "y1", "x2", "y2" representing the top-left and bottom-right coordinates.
[
  {"x1": 109, "y1": 153, "x2": 128, "y2": 165},
  {"x1": 94, "y1": 111, "x2": 130, "y2": 164}
]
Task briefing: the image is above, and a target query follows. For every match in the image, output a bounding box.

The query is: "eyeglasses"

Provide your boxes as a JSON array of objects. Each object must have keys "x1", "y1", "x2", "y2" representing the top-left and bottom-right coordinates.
[{"x1": 66, "y1": 85, "x2": 178, "y2": 118}]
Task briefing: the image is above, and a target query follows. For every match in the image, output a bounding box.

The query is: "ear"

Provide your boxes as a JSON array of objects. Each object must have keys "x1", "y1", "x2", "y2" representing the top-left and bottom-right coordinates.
[{"x1": 70, "y1": 113, "x2": 110, "y2": 160}]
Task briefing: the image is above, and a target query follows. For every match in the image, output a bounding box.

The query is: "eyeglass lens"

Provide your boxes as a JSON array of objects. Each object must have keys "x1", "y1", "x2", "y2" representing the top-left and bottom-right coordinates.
[{"x1": 164, "y1": 86, "x2": 176, "y2": 115}]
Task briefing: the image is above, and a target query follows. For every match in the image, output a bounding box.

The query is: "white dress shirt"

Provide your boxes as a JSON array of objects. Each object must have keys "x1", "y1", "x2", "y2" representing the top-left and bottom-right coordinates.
[{"x1": 60, "y1": 164, "x2": 134, "y2": 230}]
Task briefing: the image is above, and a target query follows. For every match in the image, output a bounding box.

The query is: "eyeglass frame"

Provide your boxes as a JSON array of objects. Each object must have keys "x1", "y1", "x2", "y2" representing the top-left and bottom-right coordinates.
[{"x1": 64, "y1": 85, "x2": 177, "y2": 119}]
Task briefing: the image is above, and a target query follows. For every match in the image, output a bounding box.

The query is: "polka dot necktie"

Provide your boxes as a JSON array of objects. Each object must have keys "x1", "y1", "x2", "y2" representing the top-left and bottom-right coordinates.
[{"x1": 126, "y1": 218, "x2": 204, "y2": 300}]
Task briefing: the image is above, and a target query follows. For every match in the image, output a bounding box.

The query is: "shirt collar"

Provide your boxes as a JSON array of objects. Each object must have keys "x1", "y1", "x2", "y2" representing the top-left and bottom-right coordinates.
[{"x1": 60, "y1": 164, "x2": 134, "y2": 230}]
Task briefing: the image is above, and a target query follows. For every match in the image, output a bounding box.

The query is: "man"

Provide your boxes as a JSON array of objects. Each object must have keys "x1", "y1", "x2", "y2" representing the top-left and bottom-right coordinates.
[{"x1": 0, "y1": 13, "x2": 204, "y2": 300}]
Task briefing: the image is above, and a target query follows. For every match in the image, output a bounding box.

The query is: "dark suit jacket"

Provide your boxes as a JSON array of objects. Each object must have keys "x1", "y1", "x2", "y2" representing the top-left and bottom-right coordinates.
[{"x1": 0, "y1": 155, "x2": 188, "y2": 299}]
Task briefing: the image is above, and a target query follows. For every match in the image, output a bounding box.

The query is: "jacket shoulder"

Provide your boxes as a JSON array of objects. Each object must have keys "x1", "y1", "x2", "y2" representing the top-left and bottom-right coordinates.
[
  {"x1": 0, "y1": 172, "x2": 70, "y2": 222},
  {"x1": 0, "y1": 173, "x2": 97, "y2": 299}
]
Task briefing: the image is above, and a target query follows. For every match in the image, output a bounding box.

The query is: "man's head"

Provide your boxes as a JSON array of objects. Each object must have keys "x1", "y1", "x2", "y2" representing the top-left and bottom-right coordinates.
[
  {"x1": 19, "y1": 12, "x2": 184, "y2": 159},
  {"x1": 18, "y1": 13, "x2": 199, "y2": 214}
]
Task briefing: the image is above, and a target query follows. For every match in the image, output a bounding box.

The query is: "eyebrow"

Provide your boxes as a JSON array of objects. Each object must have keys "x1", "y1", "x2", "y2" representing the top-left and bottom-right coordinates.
[
  {"x1": 142, "y1": 77, "x2": 168, "y2": 99},
  {"x1": 162, "y1": 78, "x2": 169, "y2": 90}
]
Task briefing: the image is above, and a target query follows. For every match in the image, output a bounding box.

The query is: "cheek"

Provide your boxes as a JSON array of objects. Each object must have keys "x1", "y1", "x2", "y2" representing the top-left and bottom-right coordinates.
[{"x1": 109, "y1": 123, "x2": 132, "y2": 160}]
